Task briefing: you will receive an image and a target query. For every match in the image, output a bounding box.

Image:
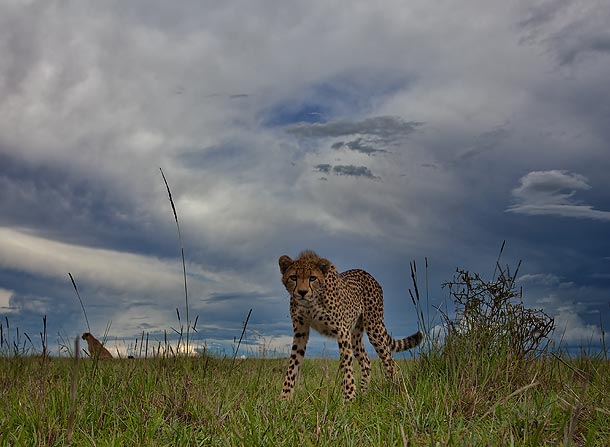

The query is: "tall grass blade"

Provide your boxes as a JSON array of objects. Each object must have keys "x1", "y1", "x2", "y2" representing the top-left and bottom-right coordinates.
[
  {"x1": 41, "y1": 315, "x2": 47, "y2": 365},
  {"x1": 425, "y1": 257, "x2": 430, "y2": 335},
  {"x1": 66, "y1": 337, "x2": 80, "y2": 445},
  {"x1": 232, "y1": 308, "x2": 252, "y2": 363},
  {"x1": 69, "y1": 273, "x2": 90, "y2": 333},
  {"x1": 160, "y1": 167, "x2": 190, "y2": 355},
  {"x1": 492, "y1": 239, "x2": 506, "y2": 281}
]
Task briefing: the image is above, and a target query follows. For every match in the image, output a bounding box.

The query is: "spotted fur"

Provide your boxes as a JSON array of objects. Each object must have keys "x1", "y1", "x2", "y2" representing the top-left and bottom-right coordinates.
[{"x1": 278, "y1": 250, "x2": 422, "y2": 400}]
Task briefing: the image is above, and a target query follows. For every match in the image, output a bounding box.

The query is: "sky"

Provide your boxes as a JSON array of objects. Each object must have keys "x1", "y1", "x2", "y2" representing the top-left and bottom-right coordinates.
[{"x1": 1, "y1": 0, "x2": 609, "y2": 358}]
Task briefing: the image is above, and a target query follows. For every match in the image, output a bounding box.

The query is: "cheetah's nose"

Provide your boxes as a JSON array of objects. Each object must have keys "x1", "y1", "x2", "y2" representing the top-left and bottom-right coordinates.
[{"x1": 298, "y1": 290, "x2": 308, "y2": 298}]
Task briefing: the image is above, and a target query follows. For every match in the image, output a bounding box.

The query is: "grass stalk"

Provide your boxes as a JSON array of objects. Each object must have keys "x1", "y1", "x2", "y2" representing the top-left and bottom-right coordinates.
[
  {"x1": 66, "y1": 337, "x2": 80, "y2": 445},
  {"x1": 40, "y1": 315, "x2": 47, "y2": 366},
  {"x1": 69, "y1": 273, "x2": 90, "y2": 333},
  {"x1": 1, "y1": 328, "x2": 608, "y2": 444},
  {"x1": 232, "y1": 308, "x2": 253, "y2": 363},
  {"x1": 160, "y1": 167, "x2": 190, "y2": 355}
]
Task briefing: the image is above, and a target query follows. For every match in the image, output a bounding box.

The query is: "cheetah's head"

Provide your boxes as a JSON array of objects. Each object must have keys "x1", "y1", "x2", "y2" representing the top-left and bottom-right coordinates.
[{"x1": 279, "y1": 251, "x2": 331, "y2": 305}]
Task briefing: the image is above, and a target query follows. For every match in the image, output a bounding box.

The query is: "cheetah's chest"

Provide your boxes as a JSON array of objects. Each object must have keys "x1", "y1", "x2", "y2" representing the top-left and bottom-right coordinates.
[
  {"x1": 301, "y1": 288, "x2": 363, "y2": 338},
  {"x1": 309, "y1": 308, "x2": 341, "y2": 337}
]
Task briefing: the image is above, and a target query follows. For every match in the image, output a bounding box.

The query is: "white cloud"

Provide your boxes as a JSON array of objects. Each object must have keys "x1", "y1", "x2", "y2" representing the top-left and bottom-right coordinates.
[
  {"x1": 0, "y1": 287, "x2": 15, "y2": 314},
  {"x1": 0, "y1": 227, "x2": 182, "y2": 294},
  {"x1": 286, "y1": 116, "x2": 422, "y2": 140},
  {"x1": 507, "y1": 204, "x2": 610, "y2": 221},
  {"x1": 248, "y1": 334, "x2": 293, "y2": 357},
  {"x1": 506, "y1": 170, "x2": 610, "y2": 221},
  {"x1": 553, "y1": 307, "x2": 601, "y2": 346},
  {"x1": 518, "y1": 273, "x2": 562, "y2": 286},
  {"x1": 529, "y1": 289, "x2": 605, "y2": 348},
  {"x1": 518, "y1": 0, "x2": 610, "y2": 66},
  {"x1": 512, "y1": 170, "x2": 590, "y2": 205},
  {"x1": 0, "y1": 227, "x2": 254, "y2": 299}
]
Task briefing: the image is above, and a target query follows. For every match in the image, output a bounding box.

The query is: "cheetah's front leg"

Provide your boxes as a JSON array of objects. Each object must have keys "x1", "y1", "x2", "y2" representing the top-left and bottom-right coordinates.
[
  {"x1": 352, "y1": 324, "x2": 371, "y2": 393},
  {"x1": 280, "y1": 324, "x2": 310, "y2": 400},
  {"x1": 338, "y1": 327, "x2": 356, "y2": 401}
]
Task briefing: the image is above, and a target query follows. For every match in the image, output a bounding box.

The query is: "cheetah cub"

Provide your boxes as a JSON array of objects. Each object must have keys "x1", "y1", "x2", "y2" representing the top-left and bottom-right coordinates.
[
  {"x1": 82, "y1": 332, "x2": 113, "y2": 359},
  {"x1": 279, "y1": 250, "x2": 422, "y2": 400}
]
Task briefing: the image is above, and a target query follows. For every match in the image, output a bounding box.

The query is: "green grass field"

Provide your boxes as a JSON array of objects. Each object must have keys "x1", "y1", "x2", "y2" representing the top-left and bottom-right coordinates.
[
  {"x1": 1, "y1": 351, "x2": 609, "y2": 446},
  {"x1": 2, "y1": 249, "x2": 608, "y2": 445}
]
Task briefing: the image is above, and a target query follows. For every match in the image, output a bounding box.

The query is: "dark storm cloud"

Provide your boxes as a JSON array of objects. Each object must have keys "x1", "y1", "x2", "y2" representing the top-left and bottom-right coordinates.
[
  {"x1": 332, "y1": 138, "x2": 387, "y2": 155},
  {"x1": 0, "y1": 152, "x2": 114, "y2": 230},
  {"x1": 314, "y1": 164, "x2": 378, "y2": 179},
  {"x1": 0, "y1": 152, "x2": 170, "y2": 255},
  {"x1": 314, "y1": 164, "x2": 332, "y2": 174},
  {"x1": 179, "y1": 144, "x2": 246, "y2": 169},
  {"x1": 517, "y1": 0, "x2": 570, "y2": 32},
  {"x1": 333, "y1": 165, "x2": 378, "y2": 179},
  {"x1": 554, "y1": 30, "x2": 610, "y2": 66},
  {"x1": 289, "y1": 116, "x2": 419, "y2": 166},
  {"x1": 0, "y1": 270, "x2": 87, "y2": 352},
  {"x1": 518, "y1": 1, "x2": 610, "y2": 66},
  {"x1": 286, "y1": 116, "x2": 422, "y2": 140},
  {"x1": 456, "y1": 124, "x2": 512, "y2": 162}
]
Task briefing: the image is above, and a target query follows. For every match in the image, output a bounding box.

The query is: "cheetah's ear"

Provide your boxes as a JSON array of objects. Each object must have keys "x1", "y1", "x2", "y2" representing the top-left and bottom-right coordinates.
[
  {"x1": 317, "y1": 258, "x2": 331, "y2": 275},
  {"x1": 279, "y1": 255, "x2": 293, "y2": 274}
]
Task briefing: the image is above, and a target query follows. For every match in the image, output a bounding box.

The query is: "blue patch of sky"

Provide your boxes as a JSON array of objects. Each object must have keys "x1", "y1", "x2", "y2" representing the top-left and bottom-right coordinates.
[
  {"x1": 264, "y1": 101, "x2": 331, "y2": 127},
  {"x1": 263, "y1": 73, "x2": 412, "y2": 128},
  {"x1": 179, "y1": 144, "x2": 245, "y2": 168}
]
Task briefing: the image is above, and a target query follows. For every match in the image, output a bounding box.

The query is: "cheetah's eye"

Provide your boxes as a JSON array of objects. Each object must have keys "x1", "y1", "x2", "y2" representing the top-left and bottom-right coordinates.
[
  {"x1": 309, "y1": 276, "x2": 318, "y2": 282},
  {"x1": 289, "y1": 275, "x2": 297, "y2": 281}
]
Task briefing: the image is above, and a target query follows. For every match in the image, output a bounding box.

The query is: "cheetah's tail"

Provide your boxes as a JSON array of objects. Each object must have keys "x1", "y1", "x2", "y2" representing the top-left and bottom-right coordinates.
[{"x1": 389, "y1": 331, "x2": 423, "y2": 353}]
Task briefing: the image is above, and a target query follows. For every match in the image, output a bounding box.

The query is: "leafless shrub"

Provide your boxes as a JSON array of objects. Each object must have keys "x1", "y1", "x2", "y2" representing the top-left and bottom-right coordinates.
[{"x1": 442, "y1": 261, "x2": 555, "y2": 360}]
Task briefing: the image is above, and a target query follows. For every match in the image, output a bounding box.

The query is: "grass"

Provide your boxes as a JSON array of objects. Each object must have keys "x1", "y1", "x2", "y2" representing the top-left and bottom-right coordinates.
[
  {"x1": 2, "y1": 226, "x2": 608, "y2": 446},
  {"x1": 0, "y1": 353, "x2": 609, "y2": 446}
]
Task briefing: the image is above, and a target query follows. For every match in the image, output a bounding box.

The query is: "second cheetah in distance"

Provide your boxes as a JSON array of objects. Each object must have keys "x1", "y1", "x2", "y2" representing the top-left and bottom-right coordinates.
[{"x1": 82, "y1": 332, "x2": 113, "y2": 359}]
